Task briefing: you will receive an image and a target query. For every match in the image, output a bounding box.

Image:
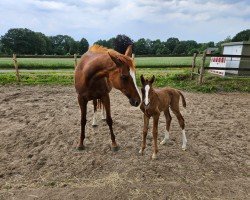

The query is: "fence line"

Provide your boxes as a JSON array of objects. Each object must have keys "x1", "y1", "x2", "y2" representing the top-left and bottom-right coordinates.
[{"x1": 191, "y1": 52, "x2": 250, "y2": 84}]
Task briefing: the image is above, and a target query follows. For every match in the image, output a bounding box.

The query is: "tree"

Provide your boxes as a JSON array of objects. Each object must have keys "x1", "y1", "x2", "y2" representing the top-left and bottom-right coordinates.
[
  {"x1": 113, "y1": 34, "x2": 133, "y2": 54},
  {"x1": 232, "y1": 29, "x2": 250, "y2": 42},
  {"x1": 50, "y1": 35, "x2": 76, "y2": 55},
  {"x1": 78, "y1": 38, "x2": 89, "y2": 55},
  {"x1": 36, "y1": 32, "x2": 53, "y2": 54},
  {"x1": 165, "y1": 37, "x2": 180, "y2": 55},
  {"x1": 134, "y1": 38, "x2": 150, "y2": 55},
  {"x1": 173, "y1": 42, "x2": 187, "y2": 55},
  {"x1": 1, "y1": 28, "x2": 46, "y2": 54}
]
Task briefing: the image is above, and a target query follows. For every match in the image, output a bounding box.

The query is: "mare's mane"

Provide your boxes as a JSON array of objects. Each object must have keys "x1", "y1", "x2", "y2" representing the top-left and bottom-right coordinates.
[{"x1": 89, "y1": 45, "x2": 135, "y2": 71}]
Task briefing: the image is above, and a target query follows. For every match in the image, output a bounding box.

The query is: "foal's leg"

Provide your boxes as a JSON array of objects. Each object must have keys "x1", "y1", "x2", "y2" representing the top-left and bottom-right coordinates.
[
  {"x1": 152, "y1": 113, "x2": 160, "y2": 159},
  {"x1": 101, "y1": 102, "x2": 106, "y2": 120},
  {"x1": 78, "y1": 95, "x2": 88, "y2": 150},
  {"x1": 171, "y1": 107, "x2": 187, "y2": 150},
  {"x1": 101, "y1": 94, "x2": 118, "y2": 151},
  {"x1": 92, "y1": 100, "x2": 98, "y2": 127},
  {"x1": 160, "y1": 109, "x2": 172, "y2": 145},
  {"x1": 139, "y1": 114, "x2": 149, "y2": 155}
]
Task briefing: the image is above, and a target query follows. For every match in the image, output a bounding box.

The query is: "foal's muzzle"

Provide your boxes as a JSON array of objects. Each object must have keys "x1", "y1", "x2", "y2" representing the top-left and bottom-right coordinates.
[{"x1": 129, "y1": 98, "x2": 140, "y2": 107}]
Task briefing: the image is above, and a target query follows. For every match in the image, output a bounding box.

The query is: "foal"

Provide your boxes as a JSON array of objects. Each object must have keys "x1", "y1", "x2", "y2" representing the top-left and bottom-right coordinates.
[{"x1": 139, "y1": 75, "x2": 187, "y2": 159}]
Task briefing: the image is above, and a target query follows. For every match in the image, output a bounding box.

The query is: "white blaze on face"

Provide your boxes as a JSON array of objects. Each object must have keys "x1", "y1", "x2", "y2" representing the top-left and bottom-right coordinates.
[
  {"x1": 129, "y1": 70, "x2": 141, "y2": 100},
  {"x1": 145, "y1": 84, "x2": 150, "y2": 105}
]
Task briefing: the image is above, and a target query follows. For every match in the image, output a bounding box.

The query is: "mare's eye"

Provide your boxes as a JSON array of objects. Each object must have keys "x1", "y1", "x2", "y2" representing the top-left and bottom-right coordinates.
[{"x1": 121, "y1": 75, "x2": 129, "y2": 81}]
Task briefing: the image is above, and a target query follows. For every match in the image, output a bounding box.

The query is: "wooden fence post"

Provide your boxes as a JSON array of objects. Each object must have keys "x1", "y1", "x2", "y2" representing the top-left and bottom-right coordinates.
[
  {"x1": 13, "y1": 54, "x2": 20, "y2": 82},
  {"x1": 191, "y1": 52, "x2": 197, "y2": 80},
  {"x1": 199, "y1": 51, "x2": 206, "y2": 84},
  {"x1": 74, "y1": 54, "x2": 77, "y2": 68}
]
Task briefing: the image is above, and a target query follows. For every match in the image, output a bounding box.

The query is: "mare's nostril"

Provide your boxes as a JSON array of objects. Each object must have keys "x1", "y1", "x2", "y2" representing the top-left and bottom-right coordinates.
[{"x1": 134, "y1": 100, "x2": 139, "y2": 107}]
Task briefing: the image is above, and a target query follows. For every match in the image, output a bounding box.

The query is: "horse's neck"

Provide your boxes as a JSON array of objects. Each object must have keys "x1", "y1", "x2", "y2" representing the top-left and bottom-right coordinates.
[
  {"x1": 88, "y1": 57, "x2": 116, "y2": 82},
  {"x1": 150, "y1": 88, "x2": 159, "y2": 102}
]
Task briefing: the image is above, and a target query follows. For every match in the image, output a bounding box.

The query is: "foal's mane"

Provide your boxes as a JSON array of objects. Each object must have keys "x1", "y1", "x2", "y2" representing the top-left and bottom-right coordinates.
[{"x1": 89, "y1": 45, "x2": 135, "y2": 71}]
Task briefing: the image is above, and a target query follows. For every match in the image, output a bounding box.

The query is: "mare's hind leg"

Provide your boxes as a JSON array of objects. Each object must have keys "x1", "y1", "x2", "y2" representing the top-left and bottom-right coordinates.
[
  {"x1": 101, "y1": 102, "x2": 106, "y2": 120},
  {"x1": 78, "y1": 95, "x2": 88, "y2": 150},
  {"x1": 101, "y1": 94, "x2": 118, "y2": 151},
  {"x1": 171, "y1": 106, "x2": 187, "y2": 150},
  {"x1": 92, "y1": 100, "x2": 98, "y2": 127},
  {"x1": 160, "y1": 109, "x2": 172, "y2": 145}
]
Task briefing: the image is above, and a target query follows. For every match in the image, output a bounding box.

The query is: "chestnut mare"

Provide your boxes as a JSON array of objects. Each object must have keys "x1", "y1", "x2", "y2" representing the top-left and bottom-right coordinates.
[
  {"x1": 75, "y1": 45, "x2": 141, "y2": 151},
  {"x1": 139, "y1": 75, "x2": 187, "y2": 159}
]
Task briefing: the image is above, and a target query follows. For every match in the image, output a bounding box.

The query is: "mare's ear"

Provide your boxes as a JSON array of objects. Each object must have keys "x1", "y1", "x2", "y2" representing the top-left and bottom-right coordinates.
[
  {"x1": 108, "y1": 51, "x2": 123, "y2": 67},
  {"x1": 125, "y1": 45, "x2": 133, "y2": 57},
  {"x1": 149, "y1": 75, "x2": 155, "y2": 84},
  {"x1": 140, "y1": 75, "x2": 146, "y2": 85}
]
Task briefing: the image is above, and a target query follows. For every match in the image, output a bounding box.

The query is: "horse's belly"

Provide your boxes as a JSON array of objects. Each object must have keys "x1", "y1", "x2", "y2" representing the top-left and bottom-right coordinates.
[{"x1": 76, "y1": 78, "x2": 112, "y2": 100}]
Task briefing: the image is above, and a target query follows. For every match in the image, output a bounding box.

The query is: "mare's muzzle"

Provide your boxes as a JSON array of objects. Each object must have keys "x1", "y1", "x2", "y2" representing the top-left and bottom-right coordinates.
[{"x1": 129, "y1": 98, "x2": 140, "y2": 107}]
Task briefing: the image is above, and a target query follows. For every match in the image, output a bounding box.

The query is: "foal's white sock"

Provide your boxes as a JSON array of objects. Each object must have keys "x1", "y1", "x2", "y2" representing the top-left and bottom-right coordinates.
[
  {"x1": 92, "y1": 112, "x2": 97, "y2": 126},
  {"x1": 101, "y1": 107, "x2": 106, "y2": 120},
  {"x1": 182, "y1": 129, "x2": 187, "y2": 150},
  {"x1": 160, "y1": 131, "x2": 170, "y2": 145}
]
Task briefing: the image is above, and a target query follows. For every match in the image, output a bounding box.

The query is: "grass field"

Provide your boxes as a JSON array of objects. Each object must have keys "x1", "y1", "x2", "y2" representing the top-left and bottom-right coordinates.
[
  {"x1": 0, "y1": 56, "x2": 210, "y2": 69},
  {"x1": 0, "y1": 68, "x2": 249, "y2": 93}
]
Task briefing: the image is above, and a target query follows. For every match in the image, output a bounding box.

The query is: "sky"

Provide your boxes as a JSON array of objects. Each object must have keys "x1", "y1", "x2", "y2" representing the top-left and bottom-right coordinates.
[{"x1": 0, "y1": 0, "x2": 249, "y2": 44}]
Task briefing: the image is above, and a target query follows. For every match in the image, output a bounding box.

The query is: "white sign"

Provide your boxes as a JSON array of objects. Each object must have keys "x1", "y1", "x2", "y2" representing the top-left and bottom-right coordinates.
[{"x1": 209, "y1": 57, "x2": 226, "y2": 76}]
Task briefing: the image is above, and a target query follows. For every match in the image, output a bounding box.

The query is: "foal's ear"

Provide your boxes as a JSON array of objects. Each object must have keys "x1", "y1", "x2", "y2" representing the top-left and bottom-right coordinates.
[
  {"x1": 125, "y1": 45, "x2": 133, "y2": 57},
  {"x1": 140, "y1": 75, "x2": 146, "y2": 85},
  {"x1": 149, "y1": 75, "x2": 155, "y2": 84},
  {"x1": 108, "y1": 52, "x2": 123, "y2": 67}
]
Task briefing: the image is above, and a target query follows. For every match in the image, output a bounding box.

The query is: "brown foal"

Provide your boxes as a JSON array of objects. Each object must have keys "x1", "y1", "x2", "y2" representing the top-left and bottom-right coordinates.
[{"x1": 139, "y1": 75, "x2": 187, "y2": 159}]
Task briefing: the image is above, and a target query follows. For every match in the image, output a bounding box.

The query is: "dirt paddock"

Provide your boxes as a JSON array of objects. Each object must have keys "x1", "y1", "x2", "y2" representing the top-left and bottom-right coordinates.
[{"x1": 0, "y1": 86, "x2": 249, "y2": 200}]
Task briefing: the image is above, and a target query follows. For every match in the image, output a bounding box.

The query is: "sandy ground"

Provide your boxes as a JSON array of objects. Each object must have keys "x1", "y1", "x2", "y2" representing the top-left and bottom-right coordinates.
[{"x1": 0, "y1": 86, "x2": 249, "y2": 200}]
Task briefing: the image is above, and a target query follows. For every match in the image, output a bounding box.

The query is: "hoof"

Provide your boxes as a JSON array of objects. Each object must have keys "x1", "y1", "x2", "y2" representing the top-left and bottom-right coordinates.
[
  {"x1": 160, "y1": 140, "x2": 167, "y2": 145},
  {"x1": 92, "y1": 124, "x2": 98, "y2": 127},
  {"x1": 77, "y1": 146, "x2": 85, "y2": 151},
  {"x1": 152, "y1": 154, "x2": 157, "y2": 159},
  {"x1": 111, "y1": 145, "x2": 119, "y2": 152},
  {"x1": 102, "y1": 118, "x2": 106, "y2": 121},
  {"x1": 139, "y1": 149, "x2": 144, "y2": 155},
  {"x1": 182, "y1": 148, "x2": 186, "y2": 151}
]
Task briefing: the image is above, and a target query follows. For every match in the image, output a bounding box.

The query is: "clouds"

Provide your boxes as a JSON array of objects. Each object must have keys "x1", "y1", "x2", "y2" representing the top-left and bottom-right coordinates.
[{"x1": 0, "y1": 0, "x2": 249, "y2": 44}]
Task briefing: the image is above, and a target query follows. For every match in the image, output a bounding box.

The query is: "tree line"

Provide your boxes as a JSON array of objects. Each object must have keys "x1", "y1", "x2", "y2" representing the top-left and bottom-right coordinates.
[{"x1": 0, "y1": 28, "x2": 249, "y2": 56}]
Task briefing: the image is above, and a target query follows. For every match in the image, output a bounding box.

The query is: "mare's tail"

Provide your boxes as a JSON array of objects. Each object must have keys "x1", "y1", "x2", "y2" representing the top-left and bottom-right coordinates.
[
  {"x1": 178, "y1": 91, "x2": 186, "y2": 108},
  {"x1": 97, "y1": 99, "x2": 102, "y2": 109}
]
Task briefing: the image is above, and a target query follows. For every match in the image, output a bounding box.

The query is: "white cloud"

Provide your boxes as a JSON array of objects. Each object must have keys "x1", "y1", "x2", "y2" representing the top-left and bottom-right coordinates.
[{"x1": 0, "y1": 0, "x2": 249, "y2": 44}]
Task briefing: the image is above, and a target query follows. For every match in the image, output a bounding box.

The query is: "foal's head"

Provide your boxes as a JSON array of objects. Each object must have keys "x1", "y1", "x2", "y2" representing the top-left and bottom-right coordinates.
[
  {"x1": 140, "y1": 75, "x2": 155, "y2": 106},
  {"x1": 108, "y1": 46, "x2": 141, "y2": 107}
]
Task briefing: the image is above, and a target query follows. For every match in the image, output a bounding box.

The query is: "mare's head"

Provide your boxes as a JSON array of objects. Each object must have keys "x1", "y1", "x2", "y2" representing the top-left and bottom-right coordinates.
[
  {"x1": 140, "y1": 75, "x2": 155, "y2": 106},
  {"x1": 108, "y1": 45, "x2": 141, "y2": 107}
]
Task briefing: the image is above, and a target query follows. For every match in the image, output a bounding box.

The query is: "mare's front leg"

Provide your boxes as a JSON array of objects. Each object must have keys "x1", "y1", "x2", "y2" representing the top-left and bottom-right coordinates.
[
  {"x1": 92, "y1": 100, "x2": 98, "y2": 127},
  {"x1": 152, "y1": 112, "x2": 160, "y2": 159},
  {"x1": 78, "y1": 95, "x2": 88, "y2": 150},
  {"x1": 101, "y1": 94, "x2": 118, "y2": 151},
  {"x1": 139, "y1": 114, "x2": 149, "y2": 155}
]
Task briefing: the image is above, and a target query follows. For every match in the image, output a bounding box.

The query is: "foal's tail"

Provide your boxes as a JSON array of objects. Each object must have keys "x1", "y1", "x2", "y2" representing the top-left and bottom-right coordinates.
[{"x1": 178, "y1": 91, "x2": 186, "y2": 108}]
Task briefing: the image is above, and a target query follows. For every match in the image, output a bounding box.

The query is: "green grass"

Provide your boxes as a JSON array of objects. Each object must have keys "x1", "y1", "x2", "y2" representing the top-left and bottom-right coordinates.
[
  {"x1": 1, "y1": 68, "x2": 249, "y2": 93},
  {"x1": 0, "y1": 57, "x2": 211, "y2": 69},
  {"x1": 0, "y1": 57, "x2": 76, "y2": 69}
]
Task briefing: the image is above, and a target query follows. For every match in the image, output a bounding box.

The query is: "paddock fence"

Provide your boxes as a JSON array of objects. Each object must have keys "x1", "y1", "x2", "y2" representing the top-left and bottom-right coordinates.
[{"x1": 190, "y1": 52, "x2": 250, "y2": 84}]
